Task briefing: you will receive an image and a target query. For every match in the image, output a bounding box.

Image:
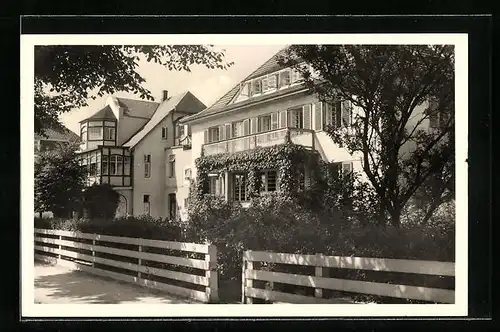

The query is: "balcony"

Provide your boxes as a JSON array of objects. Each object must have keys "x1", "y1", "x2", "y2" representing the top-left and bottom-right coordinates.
[{"x1": 203, "y1": 128, "x2": 315, "y2": 156}]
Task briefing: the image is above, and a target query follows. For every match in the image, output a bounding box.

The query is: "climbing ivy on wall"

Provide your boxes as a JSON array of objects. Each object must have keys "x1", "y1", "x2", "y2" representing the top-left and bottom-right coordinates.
[{"x1": 193, "y1": 139, "x2": 325, "y2": 201}]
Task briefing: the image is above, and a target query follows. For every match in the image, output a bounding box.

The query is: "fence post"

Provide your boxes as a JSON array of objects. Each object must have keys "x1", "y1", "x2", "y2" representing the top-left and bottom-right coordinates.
[
  {"x1": 241, "y1": 255, "x2": 247, "y2": 304},
  {"x1": 92, "y1": 235, "x2": 96, "y2": 268},
  {"x1": 57, "y1": 234, "x2": 62, "y2": 260},
  {"x1": 205, "y1": 244, "x2": 218, "y2": 303},
  {"x1": 137, "y1": 242, "x2": 143, "y2": 279},
  {"x1": 314, "y1": 253, "x2": 327, "y2": 299},
  {"x1": 245, "y1": 258, "x2": 260, "y2": 304}
]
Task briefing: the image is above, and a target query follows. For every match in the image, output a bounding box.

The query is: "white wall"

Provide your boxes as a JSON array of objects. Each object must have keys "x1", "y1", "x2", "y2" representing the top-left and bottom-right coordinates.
[
  {"x1": 190, "y1": 92, "x2": 362, "y2": 179},
  {"x1": 165, "y1": 146, "x2": 193, "y2": 221}
]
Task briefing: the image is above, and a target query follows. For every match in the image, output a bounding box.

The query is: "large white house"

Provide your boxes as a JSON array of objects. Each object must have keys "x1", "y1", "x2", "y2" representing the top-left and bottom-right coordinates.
[{"x1": 77, "y1": 90, "x2": 205, "y2": 219}]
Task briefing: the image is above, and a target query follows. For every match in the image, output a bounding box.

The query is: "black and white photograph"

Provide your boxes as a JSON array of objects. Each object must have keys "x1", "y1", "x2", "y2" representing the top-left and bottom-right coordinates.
[{"x1": 21, "y1": 32, "x2": 469, "y2": 318}]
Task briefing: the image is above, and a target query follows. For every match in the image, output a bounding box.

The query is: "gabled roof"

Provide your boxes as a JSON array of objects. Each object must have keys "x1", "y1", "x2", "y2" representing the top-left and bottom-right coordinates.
[
  {"x1": 122, "y1": 91, "x2": 200, "y2": 148},
  {"x1": 182, "y1": 46, "x2": 301, "y2": 123},
  {"x1": 35, "y1": 126, "x2": 80, "y2": 142},
  {"x1": 116, "y1": 97, "x2": 159, "y2": 119},
  {"x1": 87, "y1": 105, "x2": 116, "y2": 120}
]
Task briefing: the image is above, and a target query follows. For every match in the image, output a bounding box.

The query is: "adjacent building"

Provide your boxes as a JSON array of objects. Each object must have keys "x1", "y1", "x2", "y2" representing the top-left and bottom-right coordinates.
[
  {"x1": 34, "y1": 126, "x2": 80, "y2": 157},
  {"x1": 76, "y1": 90, "x2": 205, "y2": 218}
]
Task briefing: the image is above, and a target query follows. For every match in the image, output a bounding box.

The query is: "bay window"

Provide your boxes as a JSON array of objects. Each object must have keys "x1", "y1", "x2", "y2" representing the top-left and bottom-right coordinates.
[
  {"x1": 88, "y1": 127, "x2": 103, "y2": 140},
  {"x1": 102, "y1": 156, "x2": 109, "y2": 175}
]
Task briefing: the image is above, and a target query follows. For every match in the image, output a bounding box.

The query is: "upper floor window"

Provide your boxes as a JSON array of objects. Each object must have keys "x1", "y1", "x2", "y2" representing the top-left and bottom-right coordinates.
[
  {"x1": 427, "y1": 100, "x2": 450, "y2": 129},
  {"x1": 184, "y1": 168, "x2": 192, "y2": 181},
  {"x1": 161, "y1": 126, "x2": 168, "y2": 140},
  {"x1": 329, "y1": 161, "x2": 353, "y2": 179},
  {"x1": 144, "y1": 154, "x2": 151, "y2": 178},
  {"x1": 88, "y1": 127, "x2": 103, "y2": 140},
  {"x1": 323, "y1": 100, "x2": 352, "y2": 129},
  {"x1": 258, "y1": 114, "x2": 272, "y2": 132},
  {"x1": 208, "y1": 127, "x2": 220, "y2": 143},
  {"x1": 168, "y1": 154, "x2": 175, "y2": 178},
  {"x1": 104, "y1": 127, "x2": 115, "y2": 141},
  {"x1": 177, "y1": 125, "x2": 185, "y2": 138}
]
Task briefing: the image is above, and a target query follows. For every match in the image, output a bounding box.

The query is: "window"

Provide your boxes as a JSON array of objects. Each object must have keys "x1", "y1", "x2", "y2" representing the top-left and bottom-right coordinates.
[
  {"x1": 88, "y1": 127, "x2": 103, "y2": 140},
  {"x1": 342, "y1": 162, "x2": 353, "y2": 175},
  {"x1": 232, "y1": 121, "x2": 244, "y2": 138},
  {"x1": 208, "y1": 173, "x2": 225, "y2": 196},
  {"x1": 208, "y1": 127, "x2": 220, "y2": 143},
  {"x1": 279, "y1": 70, "x2": 291, "y2": 87},
  {"x1": 102, "y1": 156, "x2": 109, "y2": 175},
  {"x1": 329, "y1": 162, "x2": 353, "y2": 179},
  {"x1": 89, "y1": 155, "x2": 97, "y2": 176},
  {"x1": 260, "y1": 170, "x2": 277, "y2": 192},
  {"x1": 288, "y1": 107, "x2": 304, "y2": 128},
  {"x1": 184, "y1": 168, "x2": 192, "y2": 181},
  {"x1": 268, "y1": 73, "x2": 278, "y2": 90},
  {"x1": 258, "y1": 115, "x2": 272, "y2": 132},
  {"x1": 427, "y1": 100, "x2": 449, "y2": 129},
  {"x1": 261, "y1": 77, "x2": 269, "y2": 92},
  {"x1": 323, "y1": 101, "x2": 348, "y2": 129},
  {"x1": 252, "y1": 79, "x2": 262, "y2": 95},
  {"x1": 109, "y1": 155, "x2": 123, "y2": 175},
  {"x1": 168, "y1": 155, "x2": 175, "y2": 178},
  {"x1": 161, "y1": 126, "x2": 168, "y2": 140},
  {"x1": 144, "y1": 154, "x2": 151, "y2": 178},
  {"x1": 291, "y1": 68, "x2": 302, "y2": 83},
  {"x1": 177, "y1": 125, "x2": 185, "y2": 138},
  {"x1": 184, "y1": 198, "x2": 189, "y2": 210},
  {"x1": 232, "y1": 173, "x2": 248, "y2": 201},
  {"x1": 104, "y1": 127, "x2": 115, "y2": 140},
  {"x1": 143, "y1": 195, "x2": 150, "y2": 215}
]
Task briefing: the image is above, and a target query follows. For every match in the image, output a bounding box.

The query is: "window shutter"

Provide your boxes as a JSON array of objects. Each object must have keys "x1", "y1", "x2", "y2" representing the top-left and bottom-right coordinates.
[
  {"x1": 271, "y1": 112, "x2": 279, "y2": 130},
  {"x1": 203, "y1": 129, "x2": 208, "y2": 143},
  {"x1": 303, "y1": 104, "x2": 312, "y2": 130},
  {"x1": 243, "y1": 119, "x2": 250, "y2": 135},
  {"x1": 262, "y1": 77, "x2": 268, "y2": 92},
  {"x1": 279, "y1": 110, "x2": 287, "y2": 128},
  {"x1": 335, "y1": 101, "x2": 342, "y2": 128},
  {"x1": 341, "y1": 100, "x2": 352, "y2": 127},
  {"x1": 313, "y1": 102, "x2": 322, "y2": 131},
  {"x1": 219, "y1": 125, "x2": 226, "y2": 140},
  {"x1": 250, "y1": 118, "x2": 258, "y2": 134}
]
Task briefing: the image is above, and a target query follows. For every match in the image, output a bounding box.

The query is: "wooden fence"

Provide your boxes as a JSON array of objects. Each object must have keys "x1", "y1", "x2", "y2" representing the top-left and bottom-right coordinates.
[
  {"x1": 34, "y1": 228, "x2": 218, "y2": 303},
  {"x1": 242, "y1": 250, "x2": 455, "y2": 304}
]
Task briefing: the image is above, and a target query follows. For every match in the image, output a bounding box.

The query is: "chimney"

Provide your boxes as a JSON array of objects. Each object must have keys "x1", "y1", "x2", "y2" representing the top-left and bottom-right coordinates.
[{"x1": 161, "y1": 90, "x2": 169, "y2": 102}]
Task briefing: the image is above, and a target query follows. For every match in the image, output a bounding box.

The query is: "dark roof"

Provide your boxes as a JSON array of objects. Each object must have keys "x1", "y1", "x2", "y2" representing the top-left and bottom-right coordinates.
[
  {"x1": 183, "y1": 46, "x2": 303, "y2": 122},
  {"x1": 116, "y1": 97, "x2": 159, "y2": 118},
  {"x1": 87, "y1": 105, "x2": 116, "y2": 120},
  {"x1": 35, "y1": 126, "x2": 80, "y2": 142}
]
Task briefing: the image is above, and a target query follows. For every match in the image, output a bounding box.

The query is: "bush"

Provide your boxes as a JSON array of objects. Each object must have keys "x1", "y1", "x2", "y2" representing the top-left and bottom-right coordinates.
[
  {"x1": 34, "y1": 215, "x2": 183, "y2": 241},
  {"x1": 82, "y1": 183, "x2": 120, "y2": 219}
]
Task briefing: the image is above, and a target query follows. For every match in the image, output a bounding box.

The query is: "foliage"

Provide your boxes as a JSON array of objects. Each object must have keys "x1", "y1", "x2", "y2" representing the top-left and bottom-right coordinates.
[
  {"x1": 34, "y1": 45, "x2": 233, "y2": 135},
  {"x1": 34, "y1": 142, "x2": 86, "y2": 217},
  {"x1": 34, "y1": 215, "x2": 182, "y2": 241},
  {"x1": 194, "y1": 140, "x2": 324, "y2": 200},
  {"x1": 279, "y1": 45, "x2": 455, "y2": 227},
  {"x1": 82, "y1": 183, "x2": 120, "y2": 219},
  {"x1": 184, "y1": 192, "x2": 455, "y2": 284}
]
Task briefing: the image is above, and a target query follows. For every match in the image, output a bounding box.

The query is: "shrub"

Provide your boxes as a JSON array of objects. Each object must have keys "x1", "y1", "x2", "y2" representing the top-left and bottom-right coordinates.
[
  {"x1": 82, "y1": 183, "x2": 120, "y2": 219},
  {"x1": 34, "y1": 215, "x2": 183, "y2": 241}
]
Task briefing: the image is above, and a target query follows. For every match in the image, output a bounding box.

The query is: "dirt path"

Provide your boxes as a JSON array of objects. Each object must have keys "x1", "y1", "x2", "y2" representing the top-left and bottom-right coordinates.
[{"x1": 34, "y1": 261, "x2": 196, "y2": 304}]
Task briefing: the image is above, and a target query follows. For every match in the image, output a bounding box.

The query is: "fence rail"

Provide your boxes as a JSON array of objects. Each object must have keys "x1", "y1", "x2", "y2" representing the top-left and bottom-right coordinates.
[
  {"x1": 34, "y1": 228, "x2": 218, "y2": 303},
  {"x1": 242, "y1": 250, "x2": 455, "y2": 304}
]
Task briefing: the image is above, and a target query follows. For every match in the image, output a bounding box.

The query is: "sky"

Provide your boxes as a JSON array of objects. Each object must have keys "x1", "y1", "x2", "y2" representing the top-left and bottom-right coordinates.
[{"x1": 60, "y1": 45, "x2": 286, "y2": 134}]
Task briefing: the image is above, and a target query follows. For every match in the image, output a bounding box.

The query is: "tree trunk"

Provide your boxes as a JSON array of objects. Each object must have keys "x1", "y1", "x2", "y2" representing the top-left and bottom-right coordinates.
[
  {"x1": 377, "y1": 200, "x2": 387, "y2": 226},
  {"x1": 389, "y1": 207, "x2": 402, "y2": 228},
  {"x1": 420, "y1": 198, "x2": 441, "y2": 225}
]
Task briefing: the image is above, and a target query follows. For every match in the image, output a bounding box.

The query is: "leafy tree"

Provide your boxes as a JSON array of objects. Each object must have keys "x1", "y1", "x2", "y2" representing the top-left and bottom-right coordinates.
[
  {"x1": 82, "y1": 183, "x2": 120, "y2": 219},
  {"x1": 280, "y1": 45, "x2": 454, "y2": 227},
  {"x1": 34, "y1": 142, "x2": 86, "y2": 217},
  {"x1": 35, "y1": 45, "x2": 233, "y2": 135}
]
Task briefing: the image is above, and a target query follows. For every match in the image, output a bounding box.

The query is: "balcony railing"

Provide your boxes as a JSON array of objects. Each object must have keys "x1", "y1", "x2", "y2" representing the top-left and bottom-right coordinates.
[{"x1": 203, "y1": 128, "x2": 315, "y2": 156}]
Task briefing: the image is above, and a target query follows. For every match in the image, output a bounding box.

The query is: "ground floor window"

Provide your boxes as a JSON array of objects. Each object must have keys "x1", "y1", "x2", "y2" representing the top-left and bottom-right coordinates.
[
  {"x1": 232, "y1": 173, "x2": 248, "y2": 201},
  {"x1": 208, "y1": 173, "x2": 225, "y2": 197},
  {"x1": 143, "y1": 195, "x2": 150, "y2": 215},
  {"x1": 260, "y1": 170, "x2": 278, "y2": 193}
]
